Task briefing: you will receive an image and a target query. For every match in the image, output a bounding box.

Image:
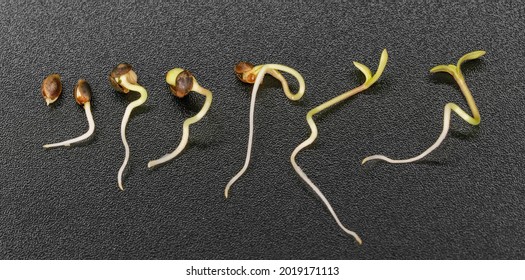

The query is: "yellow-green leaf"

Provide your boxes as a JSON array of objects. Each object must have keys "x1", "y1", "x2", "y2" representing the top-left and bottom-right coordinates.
[
  {"x1": 367, "y1": 49, "x2": 388, "y2": 86},
  {"x1": 457, "y1": 50, "x2": 486, "y2": 68},
  {"x1": 430, "y1": 64, "x2": 456, "y2": 75},
  {"x1": 353, "y1": 61, "x2": 372, "y2": 83}
]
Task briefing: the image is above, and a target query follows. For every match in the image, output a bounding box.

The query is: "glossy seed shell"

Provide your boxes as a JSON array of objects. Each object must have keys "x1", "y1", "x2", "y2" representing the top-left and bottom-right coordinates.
[
  {"x1": 169, "y1": 70, "x2": 194, "y2": 98},
  {"x1": 41, "y1": 74, "x2": 62, "y2": 103},
  {"x1": 74, "y1": 79, "x2": 92, "y2": 105},
  {"x1": 109, "y1": 63, "x2": 133, "y2": 92}
]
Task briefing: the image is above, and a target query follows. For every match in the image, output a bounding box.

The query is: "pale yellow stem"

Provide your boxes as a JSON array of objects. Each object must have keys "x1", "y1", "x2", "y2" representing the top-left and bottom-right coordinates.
[
  {"x1": 289, "y1": 50, "x2": 387, "y2": 242},
  {"x1": 362, "y1": 72, "x2": 481, "y2": 165}
]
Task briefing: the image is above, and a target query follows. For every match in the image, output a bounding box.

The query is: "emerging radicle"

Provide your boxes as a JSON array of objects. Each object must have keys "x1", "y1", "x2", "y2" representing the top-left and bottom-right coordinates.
[
  {"x1": 41, "y1": 74, "x2": 62, "y2": 106},
  {"x1": 43, "y1": 79, "x2": 95, "y2": 148}
]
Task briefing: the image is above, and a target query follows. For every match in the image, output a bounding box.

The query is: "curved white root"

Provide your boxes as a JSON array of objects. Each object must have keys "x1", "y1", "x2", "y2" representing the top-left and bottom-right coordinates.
[
  {"x1": 225, "y1": 64, "x2": 305, "y2": 198},
  {"x1": 362, "y1": 51, "x2": 483, "y2": 165},
  {"x1": 147, "y1": 85, "x2": 212, "y2": 168},
  {"x1": 290, "y1": 86, "x2": 368, "y2": 243},
  {"x1": 288, "y1": 50, "x2": 386, "y2": 242},
  {"x1": 362, "y1": 102, "x2": 466, "y2": 164},
  {"x1": 43, "y1": 102, "x2": 95, "y2": 148},
  {"x1": 291, "y1": 136, "x2": 363, "y2": 244},
  {"x1": 118, "y1": 106, "x2": 132, "y2": 190},
  {"x1": 117, "y1": 80, "x2": 148, "y2": 191},
  {"x1": 224, "y1": 69, "x2": 262, "y2": 198}
]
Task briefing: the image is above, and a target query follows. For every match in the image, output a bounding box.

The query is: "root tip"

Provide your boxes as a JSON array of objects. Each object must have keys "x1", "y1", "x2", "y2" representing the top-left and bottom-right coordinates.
[{"x1": 224, "y1": 183, "x2": 233, "y2": 199}]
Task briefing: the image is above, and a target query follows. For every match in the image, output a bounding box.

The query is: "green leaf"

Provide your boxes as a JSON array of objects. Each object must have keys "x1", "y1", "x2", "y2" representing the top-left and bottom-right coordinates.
[
  {"x1": 353, "y1": 61, "x2": 372, "y2": 83},
  {"x1": 430, "y1": 64, "x2": 457, "y2": 75},
  {"x1": 457, "y1": 50, "x2": 486, "y2": 68},
  {"x1": 367, "y1": 49, "x2": 388, "y2": 86}
]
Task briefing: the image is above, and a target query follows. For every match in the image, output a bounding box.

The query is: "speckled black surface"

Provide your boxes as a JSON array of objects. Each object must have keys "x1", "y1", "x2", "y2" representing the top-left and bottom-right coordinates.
[{"x1": 0, "y1": 1, "x2": 524, "y2": 259}]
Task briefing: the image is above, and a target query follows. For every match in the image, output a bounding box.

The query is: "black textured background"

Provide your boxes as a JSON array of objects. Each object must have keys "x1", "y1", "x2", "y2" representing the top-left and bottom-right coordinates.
[{"x1": 0, "y1": 0, "x2": 524, "y2": 259}]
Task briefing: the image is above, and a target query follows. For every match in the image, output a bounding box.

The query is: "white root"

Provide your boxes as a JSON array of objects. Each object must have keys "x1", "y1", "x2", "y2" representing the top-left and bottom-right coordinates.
[{"x1": 43, "y1": 102, "x2": 95, "y2": 149}]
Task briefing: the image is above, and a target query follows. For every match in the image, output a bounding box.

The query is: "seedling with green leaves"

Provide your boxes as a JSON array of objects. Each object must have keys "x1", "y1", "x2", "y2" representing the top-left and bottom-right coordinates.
[
  {"x1": 291, "y1": 49, "x2": 388, "y2": 244},
  {"x1": 362, "y1": 51, "x2": 485, "y2": 165}
]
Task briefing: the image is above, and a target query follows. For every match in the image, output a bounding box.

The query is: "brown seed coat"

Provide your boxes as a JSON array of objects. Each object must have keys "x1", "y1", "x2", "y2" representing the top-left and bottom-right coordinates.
[
  {"x1": 169, "y1": 70, "x2": 194, "y2": 98},
  {"x1": 234, "y1": 62, "x2": 255, "y2": 83},
  {"x1": 74, "y1": 79, "x2": 92, "y2": 105},
  {"x1": 41, "y1": 74, "x2": 62, "y2": 103},
  {"x1": 109, "y1": 63, "x2": 133, "y2": 93}
]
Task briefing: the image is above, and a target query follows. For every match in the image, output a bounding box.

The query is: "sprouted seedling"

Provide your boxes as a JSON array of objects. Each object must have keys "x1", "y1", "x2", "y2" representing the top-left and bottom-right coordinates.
[
  {"x1": 109, "y1": 63, "x2": 148, "y2": 190},
  {"x1": 43, "y1": 79, "x2": 95, "y2": 148},
  {"x1": 224, "y1": 62, "x2": 306, "y2": 198},
  {"x1": 362, "y1": 50, "x2": 485, "y2": 165},
  {"x1": 41, "y1": 74, "x2": 62, "y2": 105},
  {"x1": 290, "y1": 49, "x2": 388, "y2": 244},
  {"x1": 147, "y1": 68, "x2": 213, "y2": 168}
]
